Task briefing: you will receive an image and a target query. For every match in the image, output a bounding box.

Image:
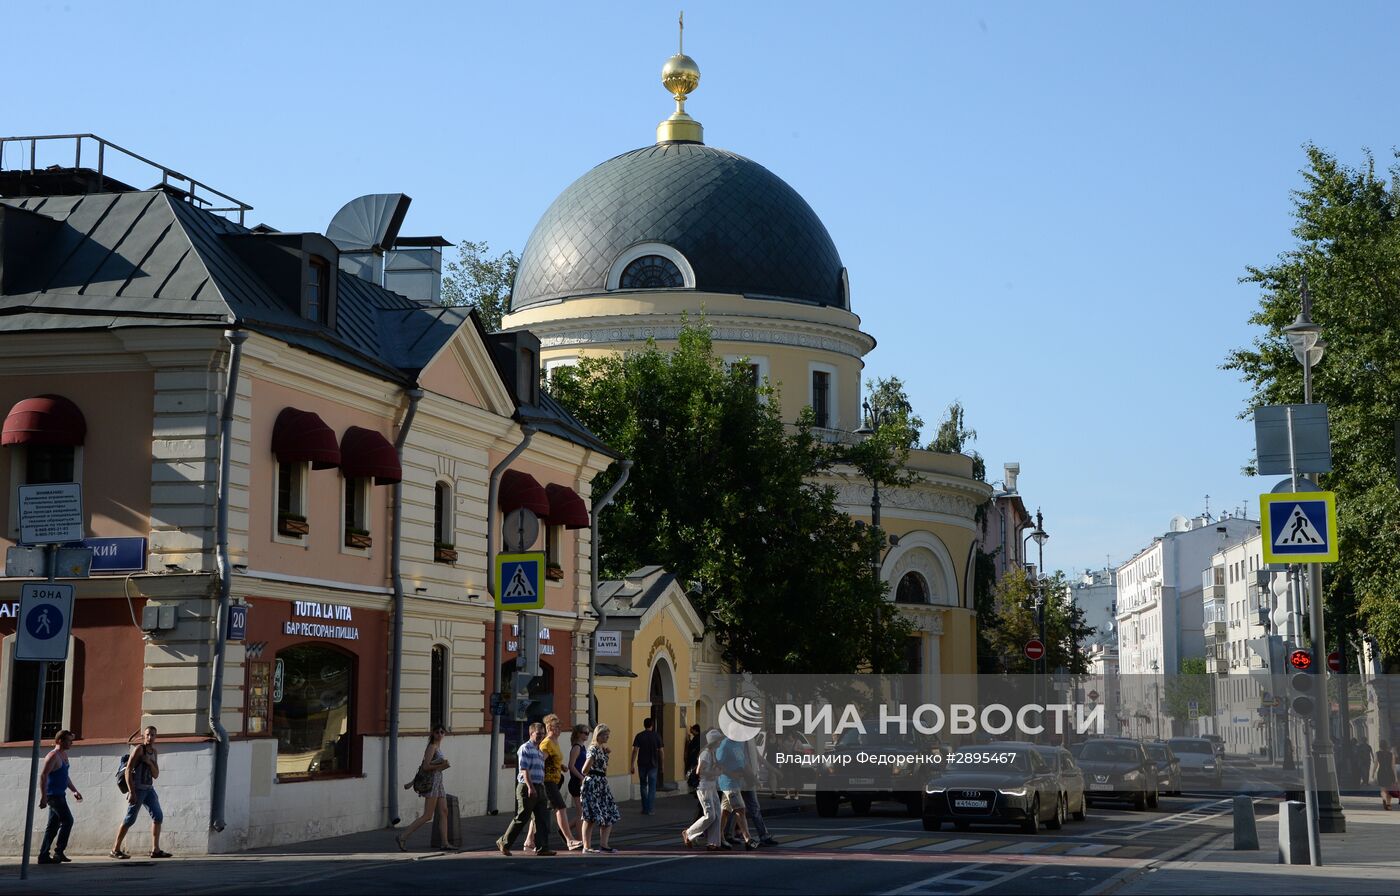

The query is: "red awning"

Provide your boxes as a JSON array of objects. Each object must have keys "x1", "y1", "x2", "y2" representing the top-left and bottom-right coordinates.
[
  {"x1": 498, "y1": 469, "x2": 550, "y2": 516},
  {"x1": 545, "y1": 483, "x2": 590, "y2": 529},
  {"x1": 1, "y1": 395, "x2": 86, "y2": 447},
  {"x1": 271, "y1": 407, "x2": 340, "y2": 469},
  {"x1": 340, "y1": 426, "x2": 401, "y2": 485}
]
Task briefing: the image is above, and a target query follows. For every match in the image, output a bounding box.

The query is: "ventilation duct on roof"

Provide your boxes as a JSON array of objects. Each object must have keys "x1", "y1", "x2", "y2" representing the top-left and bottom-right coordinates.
[{"x1": 328, "y1": 193, "x2": 410, "y2": 288}]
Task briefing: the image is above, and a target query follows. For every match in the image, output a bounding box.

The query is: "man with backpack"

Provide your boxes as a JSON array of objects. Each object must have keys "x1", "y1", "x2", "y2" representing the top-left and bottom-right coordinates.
[{"x1": 110, "y1": 726, "x2": 171, "y2": 859}]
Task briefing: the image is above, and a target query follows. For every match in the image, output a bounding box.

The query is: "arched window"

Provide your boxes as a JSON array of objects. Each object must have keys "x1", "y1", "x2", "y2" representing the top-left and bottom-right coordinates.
[
  {"x1": 896, "y1": 572, "x2": 929, "y2": 605},
  {"x1": 273, "y1": 643, "x2": 354, "y2": 779},
  {"x1": 619, "y1": 254, "x2": 684, "y2": 289}
]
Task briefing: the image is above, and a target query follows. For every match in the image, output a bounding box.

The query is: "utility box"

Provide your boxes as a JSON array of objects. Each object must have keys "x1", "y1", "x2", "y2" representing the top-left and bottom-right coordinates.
[{"x1": 141, "y1": 604, "x2": 177, "y2": 632}]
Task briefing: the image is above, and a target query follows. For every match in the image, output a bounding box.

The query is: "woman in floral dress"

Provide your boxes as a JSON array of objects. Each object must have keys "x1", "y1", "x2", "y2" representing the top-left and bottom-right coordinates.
[{"x1": 579, "y1": 723, "x2": 621, "y2": 853}]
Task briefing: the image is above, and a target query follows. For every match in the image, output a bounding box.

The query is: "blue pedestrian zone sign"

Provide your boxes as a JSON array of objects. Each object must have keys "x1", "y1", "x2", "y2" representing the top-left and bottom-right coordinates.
[
  {"x1": 495, "y1": 552, "x2": 545, "y2": 610},
  {"x1": 1260, "y1": 491, "x2": 1339, "y2": 564},
  {"x1": 16, "y1": 582, "x2": 74, "y2": 662}
]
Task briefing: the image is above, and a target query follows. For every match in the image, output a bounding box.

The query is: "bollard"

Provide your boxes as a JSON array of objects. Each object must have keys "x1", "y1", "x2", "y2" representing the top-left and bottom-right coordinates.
[
  {"x1": 1277, "y1": 799, "x2": 1309, "y2": 865},
  {"x1": 1233, "y1": 795, "x2": 1259, "y2": 850}
]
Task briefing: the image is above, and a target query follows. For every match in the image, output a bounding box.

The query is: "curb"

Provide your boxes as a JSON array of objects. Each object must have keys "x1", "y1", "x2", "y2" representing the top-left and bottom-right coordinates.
[{"x1": 1083, "y1": 828, "x2": 1232, "y2": 896}]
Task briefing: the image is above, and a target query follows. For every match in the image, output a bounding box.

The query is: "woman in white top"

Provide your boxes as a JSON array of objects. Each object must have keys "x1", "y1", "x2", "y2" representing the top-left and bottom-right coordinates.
[{"x1": 681, "y1": 729, "x2": 725, "y2": 851}]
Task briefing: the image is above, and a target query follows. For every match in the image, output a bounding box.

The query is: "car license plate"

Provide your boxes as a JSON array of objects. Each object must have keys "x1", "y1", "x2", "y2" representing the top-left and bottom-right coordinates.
[
  {"x1": 1089, "y1": 783, "x2": 1112, "y2": 791},
  {"x1": 953, "y1": 799, "x2": 988, "y2": 809},
  {"x1": 848, "y1": 777, "x2": 875, "y2": 785}
]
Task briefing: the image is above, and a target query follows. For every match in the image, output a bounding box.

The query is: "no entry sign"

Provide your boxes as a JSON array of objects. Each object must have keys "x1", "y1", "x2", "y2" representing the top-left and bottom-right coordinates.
[{"x1": 1024, "y1": 638, "x2": 1046, "y2": 662}]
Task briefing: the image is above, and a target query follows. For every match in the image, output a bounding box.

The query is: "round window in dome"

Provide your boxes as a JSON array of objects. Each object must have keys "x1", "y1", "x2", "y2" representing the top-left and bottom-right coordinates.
[{"x1": 619, "y1": 255, "x2": 684, "y2": 289}]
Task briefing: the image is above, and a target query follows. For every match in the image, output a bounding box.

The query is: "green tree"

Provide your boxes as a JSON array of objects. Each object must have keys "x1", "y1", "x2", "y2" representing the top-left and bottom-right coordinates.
[
  {"x1": 1224, "y1": 146, "x2": 1400, "y2": 656},
  {"x1": 977, "y1": 568, "x2": 1092, "y2": 676},
  {"x1": 440, "y1": 239, "x2": 518, "y2": 332},
  {"x1": 928, "y1": 400, "x2": 986, "y2": 482},
  {"x1": 548, "y1": 322, "x2": 913, "y2": 674},
  {"x1": 1163, "y1": 657, "x2": 1213, "y2": 724}
]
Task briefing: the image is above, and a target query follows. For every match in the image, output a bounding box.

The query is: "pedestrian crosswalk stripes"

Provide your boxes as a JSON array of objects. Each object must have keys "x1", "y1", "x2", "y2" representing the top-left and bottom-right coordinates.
[{"x1": 608, "y1": 830, "x2": 1159, "y2": 859}]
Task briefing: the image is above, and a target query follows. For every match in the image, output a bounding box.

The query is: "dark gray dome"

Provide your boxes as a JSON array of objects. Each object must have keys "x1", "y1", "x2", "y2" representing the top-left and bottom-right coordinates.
[{"x1": 511, "y1": 143, "x2": 846, "y2": 310}]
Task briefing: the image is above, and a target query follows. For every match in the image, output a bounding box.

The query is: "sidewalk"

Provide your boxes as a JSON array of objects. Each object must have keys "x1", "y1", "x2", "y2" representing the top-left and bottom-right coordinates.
[{"x1": 1107, "y1": 794, "x2": 1400, "y2": 895}]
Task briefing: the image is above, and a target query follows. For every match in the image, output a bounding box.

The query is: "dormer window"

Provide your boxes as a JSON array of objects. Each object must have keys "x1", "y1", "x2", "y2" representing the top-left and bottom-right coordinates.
[
  {"x1": 308, "y1": 256, "x2": 330, "y2": 324},
  {"x1": 619, "y1": 254, "x2": 683, "y2": 289}
]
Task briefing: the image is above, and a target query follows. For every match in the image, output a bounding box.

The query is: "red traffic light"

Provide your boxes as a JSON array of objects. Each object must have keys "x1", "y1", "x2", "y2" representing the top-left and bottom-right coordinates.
[{"x1": 1289, "y1": 649, "x2": 1313, "y2": 671}]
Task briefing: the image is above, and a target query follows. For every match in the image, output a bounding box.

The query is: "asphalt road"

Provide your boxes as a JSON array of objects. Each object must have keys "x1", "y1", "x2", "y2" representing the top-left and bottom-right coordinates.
[{"x1": 4, "y1": 793, "x2": 1242, "y2": 896}]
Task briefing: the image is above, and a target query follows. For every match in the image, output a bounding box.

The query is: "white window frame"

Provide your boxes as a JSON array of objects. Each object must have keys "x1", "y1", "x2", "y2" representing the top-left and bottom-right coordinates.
[
  {"x1": 7, "y1": 445, "x2": 84, "y2": 539},
  {"x1": 272, "y1": 459, "x2": 310, "y2": 547},
  {"x1": 1, "y1": 633, "x2": 77, "y2": 741},
  {"x1": 808, "y1": 362, "x2": 838, "y2": 430},
  {"x1": 606, "y1": 243, "x2": 696, "y2": 291},
  {"x1": 340, "y1": 474, "x2": 371, "y2": 557},
  {"x1": 434, "y1": 480, "x2": 455, "y2": 549},
  {"x1": 724, "y1": 354, "x2": 770, "y2": 389}
]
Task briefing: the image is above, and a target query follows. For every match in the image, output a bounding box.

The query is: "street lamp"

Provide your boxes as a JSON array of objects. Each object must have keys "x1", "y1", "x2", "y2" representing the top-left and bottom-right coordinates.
[
  {"x1": 854, "y1": 399, "x2": 892, "y2": 576},
  {"x1": 1022, "y1": 510, "x2": 1048, "y2": 710},
  {"x1": 1283, "y1": 273, "x2": 1345, "y2": 833}
]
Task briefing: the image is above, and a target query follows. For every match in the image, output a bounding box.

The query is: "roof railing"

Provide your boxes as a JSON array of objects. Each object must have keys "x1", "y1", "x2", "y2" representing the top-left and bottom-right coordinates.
[{"x1": 0, "y1": 133, "x2": 252, "y2": 225}]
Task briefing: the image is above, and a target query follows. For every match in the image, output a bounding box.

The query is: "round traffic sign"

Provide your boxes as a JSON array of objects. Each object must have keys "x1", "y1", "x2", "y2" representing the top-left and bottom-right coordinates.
[
  {"x1": 1024, "y1": 639, "x2": 1046, "y2": 661},
  {"x1": 1327, "y1": 651, "x2": 1342, "y2": 673},
  {"x1": 25, "y1": 604, "x2": 62, "y2": 640},
  {"x1": 1288, "y1": 649, "x2": 1312, "y2": 671}
]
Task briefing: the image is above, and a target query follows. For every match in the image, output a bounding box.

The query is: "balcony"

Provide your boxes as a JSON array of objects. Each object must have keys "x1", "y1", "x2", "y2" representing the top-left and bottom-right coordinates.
[{"x1": 1204, "y1": 620, "x2": 1227, "y2": 643}]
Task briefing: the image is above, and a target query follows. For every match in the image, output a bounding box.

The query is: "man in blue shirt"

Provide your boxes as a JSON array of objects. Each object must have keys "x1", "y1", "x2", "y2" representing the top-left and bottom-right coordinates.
[{"x1": 498, "y1": 722, "x2": 556, "y2": 856}]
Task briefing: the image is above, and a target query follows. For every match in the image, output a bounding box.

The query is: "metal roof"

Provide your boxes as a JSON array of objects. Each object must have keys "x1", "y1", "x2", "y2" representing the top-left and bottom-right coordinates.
[{"x1": 512, "y1": 142, "x2": 846, "y2": 310}]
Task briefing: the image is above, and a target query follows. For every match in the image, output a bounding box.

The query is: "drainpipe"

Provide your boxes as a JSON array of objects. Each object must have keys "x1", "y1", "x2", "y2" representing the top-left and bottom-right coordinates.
[
  {"x1": 210, "y1": 329, "x2": 248, "y2": 834},
  {"x1": 588, "y1": 460, "x2": 632, "y2": 728},
  {"x1": 486, "y1": 425, "x2": 537, "y2": 815},
  {"x1": 386, "y1": 388, "x2": 423, "y2": 827}
]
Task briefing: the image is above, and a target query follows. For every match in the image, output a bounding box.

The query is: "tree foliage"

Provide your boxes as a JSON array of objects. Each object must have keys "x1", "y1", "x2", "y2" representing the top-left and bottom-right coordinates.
[
  {"x1": 928, "y1": 401, "x2": 986, "y2": 482},
  {"x1": 1224, "y1": 146, "x2": 1400, "y2": 657},
  {"x1": 1163, "y1": 657, "x2": 1213, "y2": 723},
  {"x1": 977, "y1": 567, "x2": 1094, "y2": 676},
  {"x1": 440, "y1": 239, "x2": 518, "y2": 332},
  {"x1": 548, "y1": 322, "x2": 914, "y2": 674}
]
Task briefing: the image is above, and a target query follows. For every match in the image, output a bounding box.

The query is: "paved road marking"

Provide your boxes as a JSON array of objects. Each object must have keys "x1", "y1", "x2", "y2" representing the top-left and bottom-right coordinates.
[
  {"x1": 778, "y1": 834, "x2": 850, "y2": 849},
  {"x1": 483, "y1": 855, "x2": 691, "y2": 896},
  {"x1": 842, "y1": 837, "x2": 915, "y2": 850},
  {"x1": 881, "y1": 861, "x2": 994, "y2": 895},
  {"x1": 990, "y1": 840, "x2": 1054, "y2": 854},
  {"x1": 1066, "y1": 843, "x2": 1115, "y2": 856},
  {"x1": 915, "y1": 837, "x2": 980, "y2": 852}
]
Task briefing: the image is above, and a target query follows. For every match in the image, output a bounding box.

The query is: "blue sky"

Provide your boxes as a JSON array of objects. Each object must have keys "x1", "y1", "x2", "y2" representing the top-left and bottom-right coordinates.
[{"x1": 9, "y1": 1, "x2": 1396, "y2": 574}]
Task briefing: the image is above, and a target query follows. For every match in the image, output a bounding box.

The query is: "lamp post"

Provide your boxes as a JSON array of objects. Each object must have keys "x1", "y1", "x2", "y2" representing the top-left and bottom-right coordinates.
[
  {"x1": 1282, "y1": 274, "x2": 1345, "y2": 833},
  {"x1": 855, "y1": 399, "x2": 889, "y2": 577},
  {"x1": 1022, "y1": 510, "x2": 1048, "y2": 711}
]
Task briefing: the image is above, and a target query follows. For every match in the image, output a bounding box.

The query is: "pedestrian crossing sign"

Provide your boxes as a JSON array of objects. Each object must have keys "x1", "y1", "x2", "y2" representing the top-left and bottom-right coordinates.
[
  {"x1": 1260, "y1": 491, "x2": 1338, "y2": 564},
  {"x1": 494, "y1": 552, "x2": 545, "y2": 610}
]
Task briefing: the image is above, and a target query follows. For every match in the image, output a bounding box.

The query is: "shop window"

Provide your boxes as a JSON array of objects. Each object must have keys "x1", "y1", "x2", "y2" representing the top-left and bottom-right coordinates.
[
  {"x1": 430, "y1": 645, "x2": 448, "y2": 731},
  {"x1": 6, "y1": 655, "x2": 66, "y2": 741},
  {"x1": 273, "y1": 643, "x2": 354, "y2": 779},
  {"x1": 545, "y1": 523, "x2": 563, "y2": 581}
]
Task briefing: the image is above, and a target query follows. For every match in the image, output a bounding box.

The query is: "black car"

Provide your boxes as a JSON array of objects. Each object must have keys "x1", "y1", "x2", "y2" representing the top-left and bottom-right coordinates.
[
  {"x1": 1144, "y1": 741, "x2": 1182, "y2": 795},
  {"x1": 1032, "y1": 744, "x2": 1088, "y2": 822},
  {"x1": 814, "y1": 724, "x2": 941, "y2": 818},
  {"x1": 1077, "y1": 738, "x2": 1159, "y2": 810},
  {"x1": 922, "y1": 744, "x2": 1064, "y2": 833}
]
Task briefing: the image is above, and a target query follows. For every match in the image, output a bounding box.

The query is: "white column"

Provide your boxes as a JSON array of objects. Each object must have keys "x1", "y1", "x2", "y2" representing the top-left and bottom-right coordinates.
[{"x1": 923, "y1": 617, "x2": 941, "y2": 706}]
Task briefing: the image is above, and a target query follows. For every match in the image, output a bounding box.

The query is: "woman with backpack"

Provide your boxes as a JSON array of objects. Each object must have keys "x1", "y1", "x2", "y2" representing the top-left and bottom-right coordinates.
[{"x1": 396, "y1": 726, "x2": 456, "y2": 850}]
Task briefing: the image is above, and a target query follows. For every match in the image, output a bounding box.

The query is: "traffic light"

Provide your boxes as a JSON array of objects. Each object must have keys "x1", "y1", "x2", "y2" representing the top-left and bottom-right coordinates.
[
  {"x1": 513, "y1": 670, "x2": 536, "y2": 721},
  {"x1": 1289, "y1": 670, "x2": 1315, "y2": 717}
]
